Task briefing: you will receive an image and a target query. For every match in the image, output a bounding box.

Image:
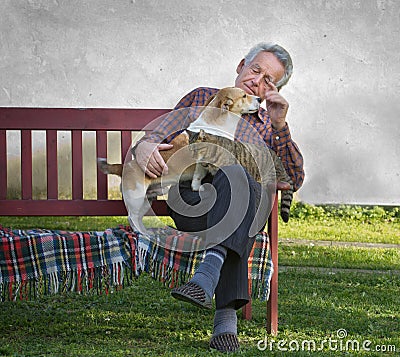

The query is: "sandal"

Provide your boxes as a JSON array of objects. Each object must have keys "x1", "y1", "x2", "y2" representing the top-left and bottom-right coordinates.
[
  {"x1": 210, "y1": 333, "x2": 240, "y2": 353},
  {"x1": 171, "y1": 281, "x2": 212, "y2": 310}
]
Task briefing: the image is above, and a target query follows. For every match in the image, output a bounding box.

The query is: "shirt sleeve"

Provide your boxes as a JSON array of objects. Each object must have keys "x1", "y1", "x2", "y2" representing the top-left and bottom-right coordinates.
[
  {"x1": 271, "y1": 123, "x2": 305, "y2": 191},
  {"x1": 136, "y1": 87, "x2": 216, "y2": 144},
  {"x1": 138, "y1": 89, "x2": 199, "y2": 144}
]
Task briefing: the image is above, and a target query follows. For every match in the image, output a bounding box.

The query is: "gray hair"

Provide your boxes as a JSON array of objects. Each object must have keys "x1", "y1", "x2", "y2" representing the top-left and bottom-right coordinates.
[{"x1": 244, "y1": 42, "x2": 293, "y2": 90}]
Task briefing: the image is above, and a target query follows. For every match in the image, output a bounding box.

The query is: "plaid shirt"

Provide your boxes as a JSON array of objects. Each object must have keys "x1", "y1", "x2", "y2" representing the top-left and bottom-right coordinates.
[{"x1": 144, "y1": 87, "x2": 304, "y2": 191}]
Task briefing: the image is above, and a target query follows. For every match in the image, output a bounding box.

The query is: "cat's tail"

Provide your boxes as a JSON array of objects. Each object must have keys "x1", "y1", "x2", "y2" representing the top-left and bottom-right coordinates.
[{"x1": 279, "y1": 178, "x2": 294, "y2": 223}]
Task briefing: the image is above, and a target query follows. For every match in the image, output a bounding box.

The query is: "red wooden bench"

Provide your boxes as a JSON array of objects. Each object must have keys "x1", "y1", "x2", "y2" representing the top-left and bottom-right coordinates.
[{"x1": 0, "y1": 107, "x2": 281, "y2": 335}]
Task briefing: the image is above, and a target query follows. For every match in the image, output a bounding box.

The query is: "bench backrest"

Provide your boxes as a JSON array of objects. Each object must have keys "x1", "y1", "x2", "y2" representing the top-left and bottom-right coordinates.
[{"x1": 0, "y1": 108, "x2": 170, "y2": 216}]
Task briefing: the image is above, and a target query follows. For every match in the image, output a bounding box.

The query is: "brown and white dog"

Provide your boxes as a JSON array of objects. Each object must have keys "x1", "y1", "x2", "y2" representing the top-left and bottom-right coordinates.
[{"x1": 98, "y1": 87, "x2": 260, "y2": 233}]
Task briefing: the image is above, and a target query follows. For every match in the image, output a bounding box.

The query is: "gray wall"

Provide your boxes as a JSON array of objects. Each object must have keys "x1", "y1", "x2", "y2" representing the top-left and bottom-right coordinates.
[{"x1": 1, "y1": 0, "x2": 399, "y2": 204}]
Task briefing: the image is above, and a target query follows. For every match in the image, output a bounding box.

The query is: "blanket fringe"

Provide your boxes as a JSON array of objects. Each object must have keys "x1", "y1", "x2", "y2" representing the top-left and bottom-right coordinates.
[{"x1": 0, "y1": 264, "x2": 127, "y2": 302}]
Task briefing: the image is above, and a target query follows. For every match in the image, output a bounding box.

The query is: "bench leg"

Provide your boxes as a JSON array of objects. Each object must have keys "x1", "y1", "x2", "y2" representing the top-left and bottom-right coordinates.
[
  {"x1": 267, "y1": 194, "x2": 279, "y2": 336},
  {"x1": 242, "y1": 279, "x2": 252, "y2": 320}
]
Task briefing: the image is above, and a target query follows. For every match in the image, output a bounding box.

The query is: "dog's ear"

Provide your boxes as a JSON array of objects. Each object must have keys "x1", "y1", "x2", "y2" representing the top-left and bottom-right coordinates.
[
  {"x1": 221, "y1": 98, "x2": 234, "y2": 113},
  {"x1": 200, "y1": 94, "x2": 223, "y2": 123},
  {"x1": 204, "y1": 93, "x2": 218, "y2": 107}
]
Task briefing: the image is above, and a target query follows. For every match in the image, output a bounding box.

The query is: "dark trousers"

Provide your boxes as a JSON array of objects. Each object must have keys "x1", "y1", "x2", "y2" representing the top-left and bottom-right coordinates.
[{"x1": 167, "y1": 165, "x2": 266, "y2": 310}]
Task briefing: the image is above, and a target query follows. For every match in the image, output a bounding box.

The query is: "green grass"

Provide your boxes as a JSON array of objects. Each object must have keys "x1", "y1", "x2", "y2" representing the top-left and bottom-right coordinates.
[
  {"x1": 278, "y1": 203, "x2": 400, "y2": 245},
  {"x1": 279, "y1": 245, "x2": 400, "y2": 271},
  {"x1": 279, "y1": 217, "x2": 400, "y2": 245},
  {"x1": 0, "y1": 216, "x2": 174, "y2": 232},
  {"x1": 0, "y1": 272, "x2": 398, "y2": 356},
  {"x1": 0, "y1": 216, "x2": 128, "y2": 231},
  {"x1": 0, "y1": 204, "x2": 399, "y2": 355}
]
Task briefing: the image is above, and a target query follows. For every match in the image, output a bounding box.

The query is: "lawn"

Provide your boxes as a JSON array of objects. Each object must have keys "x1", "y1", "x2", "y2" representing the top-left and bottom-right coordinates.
[
  {"x1": 278, "y1": 203, "x2": 400, "y2": 245},
  {"x1": 0, "y1": 204, "x2": 399, "y2": 356},
  {"x1": 0, "y1": 272, "x2": 398, "y2": 356}
]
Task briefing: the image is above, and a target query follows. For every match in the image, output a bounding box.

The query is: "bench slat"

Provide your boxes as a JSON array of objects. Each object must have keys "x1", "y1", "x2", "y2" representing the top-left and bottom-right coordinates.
[
  {"x1": 0, "y1": 130, "x2": 6, "y2": 200},
  {"x1": 96, "y1": 131, "x2": 108, "y2": 200},
  {"x1": 121, "y1": 131, "x2": 132, "y2": 163},
  {"x1": 46, "y1": 130, "x2": 58, "y2": 199},
  {"x1": 0, "y1": 108, "x2": 170, "y2": 130},
  {"x1": 72, "y1": 130, "x2": 83, "y2": 200},
  {"x1": 0, "y1": 199, "x2": 169, "y2": 216},
  {"x1": 21, "y1": 130, "x2": 32, "y2": 199}
]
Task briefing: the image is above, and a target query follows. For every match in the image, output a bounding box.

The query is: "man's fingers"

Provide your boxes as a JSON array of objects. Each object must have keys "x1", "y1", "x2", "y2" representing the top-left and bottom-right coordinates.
[
  {"x1": 266, "y1": 81, "x2": 278, "y2": 93},
  {"x1": 158, "y1": 143, "x2": 173, "y2": 151},
  {"x1": 265, "y1": 92, "x2": 288, "y2": 108},
  {"x1": 151, "y1": 150, "x2": 169, "y2": 175},
  {"x1": 144, "y1": 166, "x2": 158, "y2": 179},
  {"x1": 145, "y1": 159, "x2": 162, "y2": 177},
  {"x1": 134, "y1": 141, "x2": 173, "y2": 177}
]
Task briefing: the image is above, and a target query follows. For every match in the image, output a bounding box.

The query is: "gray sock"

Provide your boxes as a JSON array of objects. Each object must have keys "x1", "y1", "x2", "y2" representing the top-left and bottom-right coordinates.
[
  {"x1": 190, "y1": 245, "x2": 227, "y2": 298},
  {"x1": 213, "y1": 307, "x2": 238, "y2": 336}
]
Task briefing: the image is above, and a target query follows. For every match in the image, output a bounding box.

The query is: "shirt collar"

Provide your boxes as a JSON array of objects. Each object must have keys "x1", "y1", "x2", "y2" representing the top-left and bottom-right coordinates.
[
  {"x1": 257, "y1": 107, "x2": 269, "y2": 123},
  {"x1": 242, "y1": 107, "x2": 269, "y2": 124}
]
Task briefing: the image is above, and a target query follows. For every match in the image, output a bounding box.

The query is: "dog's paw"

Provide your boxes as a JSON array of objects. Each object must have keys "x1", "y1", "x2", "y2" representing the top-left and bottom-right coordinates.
[{"x1": 191, "y1": 181, "x2": 201, "y2": 191}]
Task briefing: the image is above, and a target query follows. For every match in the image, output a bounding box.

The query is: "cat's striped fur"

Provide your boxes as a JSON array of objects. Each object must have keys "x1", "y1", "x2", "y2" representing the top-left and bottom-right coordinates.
[{"x1": 189, "y1": 130, "x2": 293, "y2": 222}]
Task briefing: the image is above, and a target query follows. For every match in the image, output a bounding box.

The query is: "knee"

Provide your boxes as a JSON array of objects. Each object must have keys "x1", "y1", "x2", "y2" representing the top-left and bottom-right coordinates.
[{"x1": 213, "y1": 165, "x2": 250, "y2": 187}]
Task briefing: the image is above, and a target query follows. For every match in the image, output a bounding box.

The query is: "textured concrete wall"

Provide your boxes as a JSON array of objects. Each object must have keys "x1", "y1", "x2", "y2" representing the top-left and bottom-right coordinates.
[{"x1": 1, "y1": 0, "x2": 399, "y2": 204}]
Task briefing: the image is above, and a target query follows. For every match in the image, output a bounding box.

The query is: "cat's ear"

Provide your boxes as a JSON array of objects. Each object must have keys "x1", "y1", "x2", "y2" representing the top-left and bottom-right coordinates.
[
  {"x1": 187, "y1": 130, "x2": 199, "y2": 144},
  {"x1": 199, "y1": 129, "x2": 206, "y2": 140},
  {"x1": 221, "y1": 98, "x2": 233, "y2": 113}
]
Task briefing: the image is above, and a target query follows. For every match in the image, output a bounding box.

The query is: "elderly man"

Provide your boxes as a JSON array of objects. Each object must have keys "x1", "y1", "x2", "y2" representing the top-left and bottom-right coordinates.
[{"x1": 134, "y1": 42, "x2": 304, "y2": 352}]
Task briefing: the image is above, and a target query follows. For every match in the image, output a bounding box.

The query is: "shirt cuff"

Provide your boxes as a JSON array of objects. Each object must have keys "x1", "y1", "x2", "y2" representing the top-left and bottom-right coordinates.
[{"x1": 272, "y1": 123, "x2": 292, "y2": 147}]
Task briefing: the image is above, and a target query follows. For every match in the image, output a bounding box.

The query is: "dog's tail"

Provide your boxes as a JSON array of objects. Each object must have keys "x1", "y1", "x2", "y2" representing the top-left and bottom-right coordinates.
[{"x1": 97, "y1": 158, "x2": 123, "y2": 177}]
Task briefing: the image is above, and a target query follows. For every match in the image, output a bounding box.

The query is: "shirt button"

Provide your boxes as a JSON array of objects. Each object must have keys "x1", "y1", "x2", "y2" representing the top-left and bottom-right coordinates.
[{"x1": 275, "y1": 136, "x2": 280, "y2": 140}]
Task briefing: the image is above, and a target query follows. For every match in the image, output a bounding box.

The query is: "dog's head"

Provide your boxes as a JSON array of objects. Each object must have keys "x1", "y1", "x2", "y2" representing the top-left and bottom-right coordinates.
[{"x1": 205, "y1": 87, "x2": 261, "y2": 115}]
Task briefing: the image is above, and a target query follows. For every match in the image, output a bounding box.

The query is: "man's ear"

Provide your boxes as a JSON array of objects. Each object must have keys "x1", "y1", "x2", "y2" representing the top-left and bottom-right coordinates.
[
  {"x1": 221, "y1": 99, "x2": 233, "y2": 113},
  {"x1": 236, "y1": 59, "x2": 245, "y2": 74}
]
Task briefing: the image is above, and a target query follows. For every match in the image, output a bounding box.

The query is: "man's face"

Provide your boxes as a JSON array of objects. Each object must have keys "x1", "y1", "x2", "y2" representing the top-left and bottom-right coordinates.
[{"x1": 234, "y1": 51, "x2": 285, "y2": 101}]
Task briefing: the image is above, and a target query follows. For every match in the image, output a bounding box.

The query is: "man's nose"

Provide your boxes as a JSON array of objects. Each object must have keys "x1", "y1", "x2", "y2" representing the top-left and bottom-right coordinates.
[{"x1": 252, "y1": 74, "x2": 263, "y2": 86}]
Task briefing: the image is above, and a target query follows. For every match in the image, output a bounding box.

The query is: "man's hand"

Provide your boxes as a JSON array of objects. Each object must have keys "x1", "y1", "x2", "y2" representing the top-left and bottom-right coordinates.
[
  {"x1": 135, "y1": 141, "x2": 173, "y2": 178},
  {"x1": 264, "y1": 82, "x2": 289, "y2": 131}
]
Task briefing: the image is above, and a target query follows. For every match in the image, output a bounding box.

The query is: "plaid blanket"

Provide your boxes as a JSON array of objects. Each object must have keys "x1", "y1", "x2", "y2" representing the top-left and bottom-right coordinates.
[
  {"x1": 0, "y1": 225, "x2": 132, "y2": 300},
  {"x1": 136, "y1": 226, "x2": 273, "y2": 301},
  {"x1": 0, "y1": 225, "x2": 272, "y2": 301}
]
